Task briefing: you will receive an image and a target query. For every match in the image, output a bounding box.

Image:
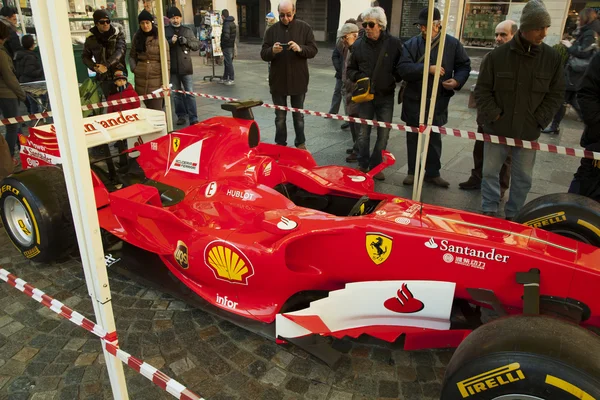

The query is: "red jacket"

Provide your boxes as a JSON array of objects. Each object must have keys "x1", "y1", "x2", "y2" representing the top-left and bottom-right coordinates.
[{"x1": 107, "y1": 83, "x2": 140, "y2": 113}]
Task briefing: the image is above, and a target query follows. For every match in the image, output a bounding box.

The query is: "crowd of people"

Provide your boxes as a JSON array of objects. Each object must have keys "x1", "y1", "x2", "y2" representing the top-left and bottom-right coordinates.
[
  {"x1": 262, "y1": 0, "x2": 599, "y2": 216},
  {"x1": 0, "y1": 0, "x2": 599, "y2": 215}
]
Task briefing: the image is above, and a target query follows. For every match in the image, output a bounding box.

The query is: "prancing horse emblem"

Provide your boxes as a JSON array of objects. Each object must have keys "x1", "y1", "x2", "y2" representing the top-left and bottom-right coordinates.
[{"x1": 365, "y1": 233, "x2": 393, "y2": 265}]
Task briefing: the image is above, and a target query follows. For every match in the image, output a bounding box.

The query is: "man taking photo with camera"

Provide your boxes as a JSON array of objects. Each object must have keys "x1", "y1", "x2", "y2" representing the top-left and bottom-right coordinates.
[{"x1": 166, "y1": 6, "x2": 200, "y2": 125}]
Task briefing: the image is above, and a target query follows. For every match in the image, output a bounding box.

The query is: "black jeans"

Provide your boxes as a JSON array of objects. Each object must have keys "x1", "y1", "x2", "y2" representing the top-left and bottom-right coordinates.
[
  {"x1": 357, "y1": 95, "x2": 394, "y2": 169},
  {"x1": 0, "y1": 98, "x2": 20, "y2": 157},
  {"x1": 272, "y1": 94, "x2": 306, "y2": 147},
  {"x1": 407, "y1": 130, "x2": 442, "y2": 178}
]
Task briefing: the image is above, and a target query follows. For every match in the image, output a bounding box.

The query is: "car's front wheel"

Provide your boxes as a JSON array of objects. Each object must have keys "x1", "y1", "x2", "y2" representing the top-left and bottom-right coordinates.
[
  {"x1": 1, "y1": 166, "x2": 76, "y2": 263},
  {"x1": 441, "y1": 315, "x2": 600, "y2": 399}
]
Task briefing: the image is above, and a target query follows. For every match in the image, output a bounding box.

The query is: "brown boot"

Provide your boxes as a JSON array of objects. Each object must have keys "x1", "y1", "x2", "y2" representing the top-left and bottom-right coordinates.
[
  {"x1": 459, "y1": 176, "x2": 481, "y2": 190},
  {"x1": 403, "y1": 174, "x2": 414, "y2": 186},
  {"x1": 373, "y1": 171, "x2": 385, "y2": 181},
  {"x1": 425, "y1": 176, "x2": 450, "y2": 188}
]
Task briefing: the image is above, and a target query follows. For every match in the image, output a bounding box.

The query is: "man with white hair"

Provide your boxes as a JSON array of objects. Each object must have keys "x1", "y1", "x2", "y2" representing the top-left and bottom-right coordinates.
[
  {"x1": 398, "y1": 6, "x2": 471, "y2": 188},
  {"x1": 260, "y1": 0, "x2": 318, "y2": 150},
  {"x1": 347, "y1": 6, "x2": 403, "y2": 180}
]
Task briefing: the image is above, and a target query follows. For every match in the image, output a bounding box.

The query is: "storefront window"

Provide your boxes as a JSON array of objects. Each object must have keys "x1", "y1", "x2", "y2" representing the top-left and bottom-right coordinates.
[{"x1": 461, "y1": 2, "x2": 509, "y2": 48}]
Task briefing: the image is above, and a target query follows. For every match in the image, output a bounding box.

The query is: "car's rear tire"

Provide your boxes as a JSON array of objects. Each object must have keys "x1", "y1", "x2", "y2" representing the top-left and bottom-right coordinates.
[
  {"x1": 515, "y1": 193, "x2": 600, "y2": 246},
  {"x1": 0, "y1": 166, "x2": 76, "y2": 263},
  {"x1": 441, "y1": 315, "x2": 600, "y2": 400}
]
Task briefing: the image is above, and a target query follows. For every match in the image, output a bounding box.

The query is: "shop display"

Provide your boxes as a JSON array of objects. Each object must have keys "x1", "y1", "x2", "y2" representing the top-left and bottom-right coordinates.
[{"x1": 461, "y1": 4, "x2": 508, "y2": 48}]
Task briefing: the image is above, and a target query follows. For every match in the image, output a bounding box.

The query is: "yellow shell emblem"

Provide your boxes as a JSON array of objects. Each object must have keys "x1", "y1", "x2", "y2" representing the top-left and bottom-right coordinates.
[
  {"x1": 205, "y1": 241, "x2": 254, "y2": 285},
  {"x1": 365, "y1": 232, "x2": 393, "y2": 265}
]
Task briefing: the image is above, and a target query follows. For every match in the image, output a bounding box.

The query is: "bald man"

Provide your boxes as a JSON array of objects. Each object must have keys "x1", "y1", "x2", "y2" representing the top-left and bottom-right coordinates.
[
  {"x1": 261, "y1": 0, "x2": 318, "y2": 149},
  {"x1": 459, "y1": 20, "x2": 517, "y2": 194}
]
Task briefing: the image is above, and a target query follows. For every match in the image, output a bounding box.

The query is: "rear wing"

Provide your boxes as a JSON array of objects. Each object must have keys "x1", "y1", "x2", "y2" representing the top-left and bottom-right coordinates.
[
  {"x1": 30, "y1": 108, "x2": 167, "y2": 149},
  {"x1": 19, "y1": 108, "x2": 167, "y2": 170}
]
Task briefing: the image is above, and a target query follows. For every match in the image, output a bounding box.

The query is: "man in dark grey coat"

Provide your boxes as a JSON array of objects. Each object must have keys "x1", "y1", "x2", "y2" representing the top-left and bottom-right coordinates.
[
  {"x1": 260, "y1": 0, "x2": 318, "y2": 150},
  {"x1": 166, "y1": 7, "x2": 200, "y2": 125},
  {"x1": 475, "y1": 0, "x2": 564, "y2": 219}
]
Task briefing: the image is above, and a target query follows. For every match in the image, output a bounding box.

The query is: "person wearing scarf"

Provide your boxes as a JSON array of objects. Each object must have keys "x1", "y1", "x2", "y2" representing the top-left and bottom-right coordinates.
[
  {"x1": 130, "y1": 10, "x2": 169, "y2": 110},
  {"x1": 82, "y1": 9, "x2": 127, "y2": 99}
]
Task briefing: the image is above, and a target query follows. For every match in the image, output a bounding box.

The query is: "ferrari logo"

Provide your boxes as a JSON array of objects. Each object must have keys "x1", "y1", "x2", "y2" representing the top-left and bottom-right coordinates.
[
  {"x1": 172, "y1": 137, "x2": 181, "y2": 153},
  {"x1": 366, "y1": 232, "x2": 393, "y2": 265}
]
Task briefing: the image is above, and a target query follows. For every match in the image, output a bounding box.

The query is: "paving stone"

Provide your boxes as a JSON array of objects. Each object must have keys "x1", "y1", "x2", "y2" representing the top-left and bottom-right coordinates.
[
  {"x1": 0, "y1": 342, "x2": 24, "y2": 359},
  {"x1": 45, "y1": 338, "x2": 70, "y2": 350},
  {"x1": 422, "y1": 381, "x2": 442, "y2": 399},
  {"x1": 81, "y1": 365, "x2": 102, "y2": 382},
  {"x1": 179, "y1": 366, "x2": 211, "y2": 388},
  {"x1": 7, "y1": 392, "x2": 30, "y2": 400},
  {"x1": 328, "y1": 390, "x2": 354, "y2": 400},
  {"x1": 0, "y1": 375, "x2": 10, "y2": 390},
  {"x1": 64, "y1": 366, "x2": 86, "y2": 385},
  {"x1": 8, "y1": 375, "x2": 34, "y2": 393},
  {"x1": 305, "y1": 381, "x2": 330, "y2": 400},
  {"x1": 25, "y1": 362, "x2": 47, "y2": 376},
  {"x1": 286, "y1": 357, "x2": 313, "y2": 376},
  {"x1": 11, "y1": 347, "x2": 38, "y2": 362},
  {"x1": 57, "y1": 385, "x2": 78, "y2": 400},
  {"x1": 352, "y1": 377, "x2": 377, "y2": 397},
  {"x1": 397, "y1": 366, "x2": 418, "y2": 382},
  {"x1": 0, "y1": 360, "x2": 26, "y2": 376},
  {"x1": 3, "y1": 303, "x2": 25, "y2": 316},
  {"x1": 271, "y1": 350, "x2": 294, "y2": 369},
  {"x1": 0, "y1": 322, "x2": 24, "y2": 337},
  {"x1": 63, "y1": 338, "x2": 87, "y2": 351},
  {"x1": 378, "y1": 380, "x2": 399, "y2": 398},
  {"x1": 261, "y1": 387, "x2": 285, "y2": 400},
  {"x1": 220, "y1": 369, "x2": 249, "y2": 391},
  {"x1": 416, "y1": 366, "x2": 437, "y2": 382},
  {"x1": 35, "y1": 320, "x2": 61, "y2": 333},
  {"x1": 30, "y1": 390, "x2": 58, "y2": 399},
  {"x1": 399, "y1": 381, "x2": 423, "y2": 400},
  {"x1": 260, "y1": 367, "x2": 287, "y2": 386},
  {"x1": 34, "y1": 350, "x2": 59, "y2": 364},
  {"x1": 248, "y1": 360, "x2": 268, "y2": 379},
  {"x1": 169, "y1": 357, "x2": 196, "y2": 376},
  {"x1": 41, "y1": 363, "x2": 69, "y2": 377},
  {"x1": 31, "y1": 376, "x2": 60, "y2": 392}
]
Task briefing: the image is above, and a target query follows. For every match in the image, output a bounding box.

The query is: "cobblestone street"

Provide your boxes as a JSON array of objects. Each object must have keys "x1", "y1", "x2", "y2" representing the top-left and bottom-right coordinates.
[{"x1": 0, "y1": 41, "x2": 587, "y2": 399}]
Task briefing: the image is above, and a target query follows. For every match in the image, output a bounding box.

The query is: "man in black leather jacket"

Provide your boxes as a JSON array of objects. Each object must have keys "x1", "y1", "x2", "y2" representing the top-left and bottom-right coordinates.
[{"x1": 220, "y1": 9, "x2": 237, "y2": 85}]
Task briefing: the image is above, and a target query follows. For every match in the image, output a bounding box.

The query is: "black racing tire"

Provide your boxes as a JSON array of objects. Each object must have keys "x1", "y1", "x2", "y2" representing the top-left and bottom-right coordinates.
[
  {"x1": 515, "y1": 193, "x2": 600, "y2": 246},
  {"x1": 441, "y1": 315, "x2": 600, "y2": 400},
  {"x1": 0, "y1": 166, "x2": 76, "y2": 263}
]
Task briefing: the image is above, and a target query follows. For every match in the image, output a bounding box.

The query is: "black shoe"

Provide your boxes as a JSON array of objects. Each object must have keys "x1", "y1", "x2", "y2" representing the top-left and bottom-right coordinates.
[
  {"x1": 346, "y1": 153, "x2": 358, "y2": 163},
  {"x1": 458, "y1": 176, "x2": 481, "y2": 190},
  {"x1": 425, "y1": 176, "x2": 450, "y2": 188},
  {"x1": 341, "y1": 122, "x2": 350, "y2": 130},
  {"x1": 542, "y1": 125, "x2": 560, "y2": 135},
  {"x1": 346, "y1": 148, "x2": 354, "y2": 154},
  {"x1": 176, "y1": 117, "x2": 186, "y2": 125},
  {"x1": 505, "y1": 216, "x2": 514, "y2": 221},
  {"x1": 483, "y1": 211, "x2": 497, "y2": 217}
]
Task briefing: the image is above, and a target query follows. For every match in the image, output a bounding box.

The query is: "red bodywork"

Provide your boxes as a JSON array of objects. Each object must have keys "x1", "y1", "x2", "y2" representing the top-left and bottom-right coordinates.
[{"x1": 24, "y1": 116, "x2": 600, "y2": 349}]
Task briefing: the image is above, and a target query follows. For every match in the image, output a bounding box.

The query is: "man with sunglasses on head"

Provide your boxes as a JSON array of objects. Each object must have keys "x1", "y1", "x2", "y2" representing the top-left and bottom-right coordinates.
[
  {"x1": 261, "y1": 0, "x2": 318, "y2": 150},
  {"x1": 82, "y1": 9, "x2": 127, "y2": 99},
  {"x1": 398, "y1": 7, "x2": 471, "y2": 188},
  {"x1": 346, "y1": 7, "x2": 403, "y2": 180}
]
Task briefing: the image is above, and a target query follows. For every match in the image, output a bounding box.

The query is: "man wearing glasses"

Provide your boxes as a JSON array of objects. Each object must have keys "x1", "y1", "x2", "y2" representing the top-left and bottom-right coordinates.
[
  {"x1": 261, "y1": 0, "x2": 318, "y2": 150},
  {"x1": 346, "y1": 7, "x2": 403, "y2": 180},
  {"x1": 82, "y1": 9, "x2": 127, "y2": 99},
  {"x1": 398, "y1": 7, "x2": 471, "y2": 188}
]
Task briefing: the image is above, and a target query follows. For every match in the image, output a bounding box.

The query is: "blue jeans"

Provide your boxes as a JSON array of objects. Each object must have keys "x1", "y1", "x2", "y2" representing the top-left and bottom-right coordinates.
[
  {"x1": 481, "y1": 142, "x2": 537, "y2": 218},
  {"x1": 272, "y1": 93, "x2": 306, "y2": 147},
  {"x1": 357, "y1": 95, "x2": 393, "y2": 170},
  {"x1": 329, "y1": 78, "x2": 343, "y2": 114},
  {"x1": 222, "y1": 47, "x2": 234, "y2": 81},
  {"x1": 171, "y1": 74, "x2": 198, "y2": 123}
]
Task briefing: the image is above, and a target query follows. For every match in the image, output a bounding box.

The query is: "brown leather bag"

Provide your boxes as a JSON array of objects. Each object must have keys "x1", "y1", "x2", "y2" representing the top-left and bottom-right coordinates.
[{"x1": 0, "y1": 134, "x2": 14, "y2": 181}]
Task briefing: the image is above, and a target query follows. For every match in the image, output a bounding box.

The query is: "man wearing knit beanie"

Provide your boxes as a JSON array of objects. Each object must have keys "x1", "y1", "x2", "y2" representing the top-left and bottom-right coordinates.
[{"x1": 474, "y1": 0, "x2": 564, "y2": 220}]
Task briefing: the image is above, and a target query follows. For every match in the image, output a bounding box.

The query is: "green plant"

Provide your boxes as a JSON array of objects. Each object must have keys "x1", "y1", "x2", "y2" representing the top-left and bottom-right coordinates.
[{"x1": 553, "y1": 43, "x2": 569, "y2": 66}]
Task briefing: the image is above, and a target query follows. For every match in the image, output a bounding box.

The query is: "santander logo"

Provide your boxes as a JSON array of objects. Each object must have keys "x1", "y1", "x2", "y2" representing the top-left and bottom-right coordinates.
[
  {"x1": 383, "y1": 284, "x2": 424, "y2": 314},
  {"x1": 425, "y1": 238, "x2": 438, "y2": 249}
]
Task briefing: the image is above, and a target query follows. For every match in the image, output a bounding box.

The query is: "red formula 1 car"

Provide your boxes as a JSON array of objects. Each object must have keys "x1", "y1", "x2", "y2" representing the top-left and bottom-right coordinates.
[{"x1": 2, "y1": 101, "x2": 600, "y2": 399}]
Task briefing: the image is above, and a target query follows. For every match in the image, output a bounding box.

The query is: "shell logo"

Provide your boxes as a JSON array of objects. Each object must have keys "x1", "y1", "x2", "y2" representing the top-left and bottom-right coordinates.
[{"x1": 204, "y1": 240, "x2": 254, "y2": 285}]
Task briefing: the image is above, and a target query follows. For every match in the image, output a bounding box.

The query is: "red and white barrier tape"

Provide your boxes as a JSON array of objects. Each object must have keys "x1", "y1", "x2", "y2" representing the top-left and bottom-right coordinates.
[
  {"x1": 172, "y1": 89, "x2": 600, "y2": 161},
  {"x1": 0, "y1": 267, "x2": 203, "y2": 400},
  {"x1": 0, "y1": 91, "x2": 169, "y2": 126}
]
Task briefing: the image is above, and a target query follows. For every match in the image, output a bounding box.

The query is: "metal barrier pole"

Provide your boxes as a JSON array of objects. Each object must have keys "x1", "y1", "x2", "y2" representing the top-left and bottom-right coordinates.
[{"x1": 31, "y1": 2, "x2": 129, "y2": 398}]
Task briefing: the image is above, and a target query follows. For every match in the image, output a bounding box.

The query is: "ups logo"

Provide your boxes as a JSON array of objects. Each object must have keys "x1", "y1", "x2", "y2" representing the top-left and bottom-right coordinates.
[{"x1": 174, "y1": 240, "x2": 189, "y2": 269}]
